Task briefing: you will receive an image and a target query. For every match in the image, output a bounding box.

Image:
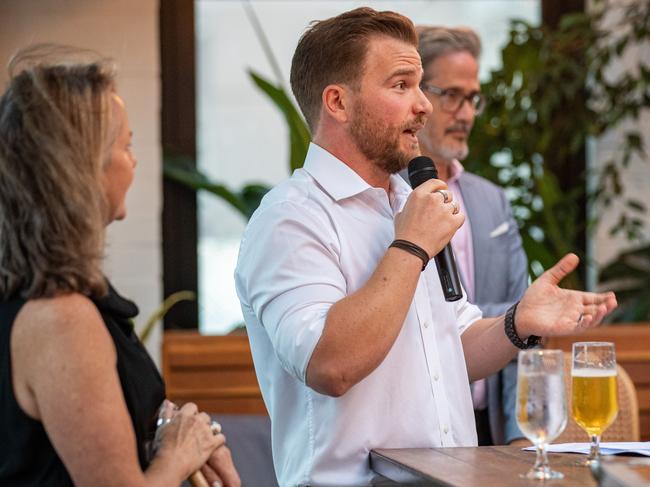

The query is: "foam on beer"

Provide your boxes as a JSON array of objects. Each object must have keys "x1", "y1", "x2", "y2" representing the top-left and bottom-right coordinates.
[{"x1": 571, "y1": 368, "x2": 617, "y2": 377}]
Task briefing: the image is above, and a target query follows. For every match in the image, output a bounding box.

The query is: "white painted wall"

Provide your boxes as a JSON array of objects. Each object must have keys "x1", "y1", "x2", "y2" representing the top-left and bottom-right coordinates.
[{"x1": 0, "y1": 0, "x2": 163, "y2": 364}]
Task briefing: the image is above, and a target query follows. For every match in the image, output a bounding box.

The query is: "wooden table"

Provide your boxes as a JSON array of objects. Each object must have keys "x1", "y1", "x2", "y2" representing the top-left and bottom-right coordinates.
[{"x1": 370, "y1": 446, "x2": 649, "y2": 486}]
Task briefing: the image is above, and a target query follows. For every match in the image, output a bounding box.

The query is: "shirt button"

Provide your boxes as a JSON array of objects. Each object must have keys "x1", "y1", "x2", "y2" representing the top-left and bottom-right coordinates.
[
  {"x1": 423, "y1": 321, "x2": 430, "y2": 328},
  {"x1": 434, "y1": 373, "x2": 439, "y2": 381},
  {"x1": 443, "y1": 426, "x2": 449, "y2": 434}
]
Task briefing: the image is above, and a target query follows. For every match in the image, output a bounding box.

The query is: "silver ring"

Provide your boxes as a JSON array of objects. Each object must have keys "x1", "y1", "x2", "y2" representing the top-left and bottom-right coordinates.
[
  {"x1": 210, "y1": 420, "x2": 222, "y2": 435},
  {"x1": 451, "y1": 200, "x2": 460, "y2": 215},
  {"x1": 434, "y1": 189, "x2": 450, "y2": 203},
  {"x1": 577, "y1": 313, "x2": 584, "y2": 325}
]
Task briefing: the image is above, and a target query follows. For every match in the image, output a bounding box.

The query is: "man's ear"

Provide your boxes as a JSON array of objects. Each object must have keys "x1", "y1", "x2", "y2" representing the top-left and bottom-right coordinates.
[{"x1": 321, "y1": 84, "x2": 351, "y2": 124}]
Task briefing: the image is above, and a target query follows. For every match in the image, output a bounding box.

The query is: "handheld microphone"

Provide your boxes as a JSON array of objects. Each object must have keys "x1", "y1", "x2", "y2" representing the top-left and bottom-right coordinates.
[{"x1": 407, "y1": 156, "x2": 463, "y2": 302}]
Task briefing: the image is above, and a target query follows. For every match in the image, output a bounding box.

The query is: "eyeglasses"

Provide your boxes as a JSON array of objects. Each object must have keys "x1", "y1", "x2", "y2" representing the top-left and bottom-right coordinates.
[{"x1": 420, "y1": 83, "x2": 486, "y2": 116}]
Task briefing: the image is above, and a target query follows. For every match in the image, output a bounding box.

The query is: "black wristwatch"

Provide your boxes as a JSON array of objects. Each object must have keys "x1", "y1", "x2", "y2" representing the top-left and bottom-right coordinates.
[{"x1": 504, "y1": 302, "x2": 541, "y2": 349}]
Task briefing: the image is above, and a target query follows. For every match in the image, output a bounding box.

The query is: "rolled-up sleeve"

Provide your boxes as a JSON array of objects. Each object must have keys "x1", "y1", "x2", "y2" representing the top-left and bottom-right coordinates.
[{"x1": 236, "y1": 199, "x2": 345, "y2": 383}]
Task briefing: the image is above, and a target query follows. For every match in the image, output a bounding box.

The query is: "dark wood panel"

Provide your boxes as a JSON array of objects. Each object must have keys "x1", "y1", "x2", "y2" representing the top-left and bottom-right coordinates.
[
  {"x1": 162, "y1": 331, "x2": 266, "y2": 415},
  {"x1": 168, "y1": 369, "x2": 260, "y2": 389},
  {"x1": 641, "y1": 414, "x2": 650, "y2": 441},
  {"x1": 372, "y1": 446, "x2": 650, "y2": 486},
  {"x1": 544, "y1": 324, "x2": 650, "y2": 352},
  {"x1": 160, "y1": 0, "x2": 198, "y2": 328},
  {"x1": 372, "y1": 447, "x2": 604, "y2": 486},
  {"x1": 620, "y1": 362, "x2": 650, "y2": 386},
  {"x1": 168, "y1": 396, "x2": 268, "y2": 415},
  {"x1": 638, "y1": 388, "x2": 650, "y2": 412}
]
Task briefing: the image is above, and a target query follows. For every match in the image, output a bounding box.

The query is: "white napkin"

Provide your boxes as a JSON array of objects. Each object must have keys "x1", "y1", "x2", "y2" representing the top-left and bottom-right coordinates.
[{"x1": 524, "y1": 442, "x2": 650, "y2": 456}]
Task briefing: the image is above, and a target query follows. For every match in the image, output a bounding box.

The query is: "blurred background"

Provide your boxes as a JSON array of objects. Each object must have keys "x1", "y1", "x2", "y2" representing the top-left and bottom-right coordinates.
[
  {"x1": 1, "y1": 0, "x2": 648, "y2": 360},
  {"x1": 2, "y1": 3, "x2": 649, "y2": 481},
  {"x1": 193, "y1": 0, "x2": 540, "y2": 335}
]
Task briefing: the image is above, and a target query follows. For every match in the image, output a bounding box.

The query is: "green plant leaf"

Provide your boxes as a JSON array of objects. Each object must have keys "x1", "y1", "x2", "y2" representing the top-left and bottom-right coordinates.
[
  {"x1": 163, "y1": 156, "x2": 269, "y2": 220},
  {"x1": 248, "y1": 69, "x2": 311, "y2": 173},
  {"x1": 163, "y1": 158, "x2": 247, "y2": 217},
  {"x1": 599, "y1": 243, "x2": 650, "y2": 322},
  {"x1": 240, "y1": 184, "x2": 271, "y2": 219},
  {"x1": 137, "y1": 291, "x2": 197, "y2": 343},
  {"x1": 468, "y1": 3, "x2": 650, "y2": 300}
]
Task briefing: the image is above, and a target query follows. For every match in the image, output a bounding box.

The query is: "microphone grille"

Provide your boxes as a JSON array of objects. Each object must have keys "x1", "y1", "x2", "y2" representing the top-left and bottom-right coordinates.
[
  {"x1": 408, "y1": 156, "x2": 434, "y2": 171},
  {"x1": 407, "y1": 156, "x2": 438, "y2": 188}
]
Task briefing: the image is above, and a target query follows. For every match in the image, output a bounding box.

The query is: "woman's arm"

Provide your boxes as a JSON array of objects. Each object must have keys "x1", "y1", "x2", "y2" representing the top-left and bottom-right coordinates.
[{"x1": 11, "y1": 293, "x2": 220, "y2": 487}]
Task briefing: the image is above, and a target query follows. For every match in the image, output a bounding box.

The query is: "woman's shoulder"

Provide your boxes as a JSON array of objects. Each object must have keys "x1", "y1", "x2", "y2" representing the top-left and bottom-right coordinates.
[
  {"x1": 14, "y1": 292, "x2": 115, "y2": 360},
  {"x1": 11, "y1": 292, "x2": 117, "y2": 421},
  {"x1": 19, "y1": 292, "x2": 102, "y2": 326}
]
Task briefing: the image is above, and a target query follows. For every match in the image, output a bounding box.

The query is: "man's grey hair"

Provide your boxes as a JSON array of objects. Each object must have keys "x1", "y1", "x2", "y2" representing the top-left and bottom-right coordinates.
[{"x1": 417, "y1": 26, "x2": 481, "y2": 73}]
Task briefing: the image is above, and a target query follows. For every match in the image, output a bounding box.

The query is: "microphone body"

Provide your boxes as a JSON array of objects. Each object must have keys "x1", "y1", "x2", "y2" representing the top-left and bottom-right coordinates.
[{"x1": 407, "y1": 156, "x2": 463, "y2": 302}]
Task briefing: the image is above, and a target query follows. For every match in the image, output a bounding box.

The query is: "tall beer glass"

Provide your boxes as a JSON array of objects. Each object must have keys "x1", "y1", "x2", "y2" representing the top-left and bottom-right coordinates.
[
  {"x1": 516, "y1": 349, "x2": 568, "y2": 480},
  {"x1": 571, "y1": 342, "x2": 618, "y2": 465}
]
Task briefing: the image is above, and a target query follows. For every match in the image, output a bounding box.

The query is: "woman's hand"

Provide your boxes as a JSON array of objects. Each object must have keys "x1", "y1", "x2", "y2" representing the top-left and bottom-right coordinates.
[
  {"x1": 200, "y1": 443, "x2": 241, "y2": 487},
  {"x1": 154, "y1": 402, "x2": 225, "y2": 480}
]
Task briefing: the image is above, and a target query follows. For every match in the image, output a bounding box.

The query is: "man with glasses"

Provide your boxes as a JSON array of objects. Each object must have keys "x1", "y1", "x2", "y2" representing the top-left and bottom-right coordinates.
[{"x1": 412, "y1": 26, "x2": 528, "y2": 446}]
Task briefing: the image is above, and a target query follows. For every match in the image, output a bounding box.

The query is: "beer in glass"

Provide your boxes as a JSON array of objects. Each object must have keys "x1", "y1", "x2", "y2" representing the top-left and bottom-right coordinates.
[{"x1": 571, "y1": 342, "x2": 618, "y2": 465}]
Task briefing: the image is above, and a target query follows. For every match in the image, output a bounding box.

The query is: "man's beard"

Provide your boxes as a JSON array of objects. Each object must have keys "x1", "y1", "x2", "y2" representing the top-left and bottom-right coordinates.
[
  {"x1": 349, "y1": 100, "x2": 423, "y2": 174},
  {"x1": 437, "y1": 141, "x2": 469, "y2": 162},
  {"x1": 419, "y1": 121, "x2": 471, "y2": 162}
]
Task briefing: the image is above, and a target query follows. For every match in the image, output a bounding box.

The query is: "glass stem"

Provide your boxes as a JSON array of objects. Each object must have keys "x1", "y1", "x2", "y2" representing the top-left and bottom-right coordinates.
[
  {"x1": 534, "y1": 443, "x2": 550, "y2": 473},
  {"x1": 589, "y1": 435, "x2": 601, "y2": 462}
]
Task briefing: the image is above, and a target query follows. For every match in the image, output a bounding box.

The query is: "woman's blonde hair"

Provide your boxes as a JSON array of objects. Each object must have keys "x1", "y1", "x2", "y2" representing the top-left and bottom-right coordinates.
[{"x1": 0, "y1": 44, "x2": 118, "y2": 300}]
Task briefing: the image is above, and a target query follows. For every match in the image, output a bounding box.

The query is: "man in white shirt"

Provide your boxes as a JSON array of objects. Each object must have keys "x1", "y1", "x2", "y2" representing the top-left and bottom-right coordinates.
[
  {"x1": 412, "y1": 26, "x2": 528, "y2": 446},
  {"x1": 235, "y1": 7, "x2": 617, "y2": 486}
]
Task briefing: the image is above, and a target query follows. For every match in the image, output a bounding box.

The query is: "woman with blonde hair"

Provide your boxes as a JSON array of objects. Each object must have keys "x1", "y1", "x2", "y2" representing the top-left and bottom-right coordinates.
[{"x1": 0, "y1": 45, "x2": 240, "y2": 486}]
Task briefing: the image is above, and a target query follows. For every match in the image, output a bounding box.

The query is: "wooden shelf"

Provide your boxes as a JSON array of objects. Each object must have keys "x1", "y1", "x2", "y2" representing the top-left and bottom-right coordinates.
[{"x1": 162, "y1": 331, "x2": 267, "y2": 414}]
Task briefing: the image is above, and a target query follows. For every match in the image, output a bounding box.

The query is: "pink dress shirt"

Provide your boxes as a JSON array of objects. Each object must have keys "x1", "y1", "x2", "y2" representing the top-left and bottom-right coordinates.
[
  {"x1": 447, "y1": 160, "x2": 475, "y2": 304},
  {"x1": 447, "y1": 160, "x2": 487, "y2": 410}
]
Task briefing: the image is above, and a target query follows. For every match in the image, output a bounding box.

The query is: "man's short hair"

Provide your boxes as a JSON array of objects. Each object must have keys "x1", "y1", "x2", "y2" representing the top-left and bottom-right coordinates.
[
  {"x1": 417, "y1": 26, "x2": 481, "y2": 76},
  {"x1": 290, "y1": 7, "x2": 417, "y2": 133}
]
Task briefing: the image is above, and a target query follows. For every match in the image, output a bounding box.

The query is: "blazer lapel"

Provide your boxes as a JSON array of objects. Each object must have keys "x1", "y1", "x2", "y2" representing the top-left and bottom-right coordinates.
[{"x1": 457, "y1": 173, "x2": 489, "y2": 303}]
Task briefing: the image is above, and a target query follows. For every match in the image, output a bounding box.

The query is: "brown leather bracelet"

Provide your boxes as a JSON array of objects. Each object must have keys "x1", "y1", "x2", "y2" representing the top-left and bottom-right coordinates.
[{"x1": 389, "y1": 239, "x2": 430, "y2": 271}]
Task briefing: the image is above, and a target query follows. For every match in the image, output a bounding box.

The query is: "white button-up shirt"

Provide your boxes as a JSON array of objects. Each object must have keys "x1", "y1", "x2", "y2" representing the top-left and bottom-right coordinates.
[{"x1": 235, "y1": 143, "x2": 481, "y2": 486}]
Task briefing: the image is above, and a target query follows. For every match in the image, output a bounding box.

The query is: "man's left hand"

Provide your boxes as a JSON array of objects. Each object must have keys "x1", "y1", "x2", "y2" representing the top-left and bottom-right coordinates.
[{"x1": 516, "y1": 253, "x2": 617, "y2": 338}]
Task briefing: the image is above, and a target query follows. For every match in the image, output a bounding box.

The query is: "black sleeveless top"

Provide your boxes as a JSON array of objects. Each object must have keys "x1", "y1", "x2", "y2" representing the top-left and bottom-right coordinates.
[{"x1": 0, "y1": 282, "x2": 166, "y2": 485}]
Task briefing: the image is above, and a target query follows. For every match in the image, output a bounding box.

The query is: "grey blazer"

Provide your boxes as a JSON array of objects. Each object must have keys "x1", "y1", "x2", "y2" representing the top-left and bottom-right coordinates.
[{"x1": 457, "y1": 171, "x2": 529, "y2": 444}]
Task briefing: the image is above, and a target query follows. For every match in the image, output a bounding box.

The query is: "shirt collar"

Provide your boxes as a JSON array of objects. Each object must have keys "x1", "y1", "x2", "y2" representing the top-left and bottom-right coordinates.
[
  {"x1": 302, "y1": 142, "x2": 412, "y2": 202},
  {"x1": 447, "y1": 159, "x2": 465, "y2": 185},
  {"x1": 389, "y1": 172, "x2": 412, "y2": 202}
]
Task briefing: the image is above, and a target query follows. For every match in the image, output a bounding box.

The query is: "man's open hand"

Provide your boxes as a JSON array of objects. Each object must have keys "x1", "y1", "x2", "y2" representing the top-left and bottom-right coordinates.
[{"x1": 516, "y1": 253, "x2": 617, "y2": 338}]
